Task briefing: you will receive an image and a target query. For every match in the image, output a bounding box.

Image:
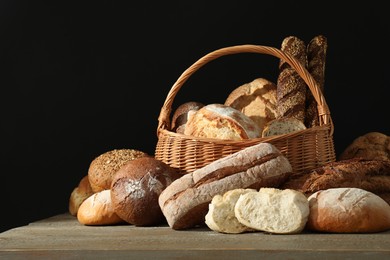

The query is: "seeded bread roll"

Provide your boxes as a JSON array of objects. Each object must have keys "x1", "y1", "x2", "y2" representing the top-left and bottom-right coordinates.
[
  {"x1": 69, "y1": 175, "x2": 94, "y2": 216},
  {"x1": 307, "y1": 188, "x2": 390, "y2": 233},
  {"x1": 77, "y1": 190, "x2": 123, "y2": 226},
  {"x1": 281, "y1": 158, "x2": 390, "y2": 205},
  {"x1": 261, "y1": 117, "x2": 306, "y2": 137},
  {"x1": 159, "y1": 142, "x2": 293, "y2": 230},
  {"x1": 305, "y1": 35, "x2": 328, "y2": 128},
  {"x1": 110, "y1": 157, "x2": 181, "y2": 226},
  {"x1": 277, "y1": 36, "x2": 307, "y2": 122},
  {"x1": 235, "y1": 188, "x2": 309, "y2": 234},
  {"x1": 184, "y1": 103, "x2": 261, "y2": 140},
  {"x1": 224, "y1": 78, "x2": 277, "y2": 132},
  {"x1": 88, "y1": 149, "x2": 150, "y2": 193},
  {"x1": 171, "y1": 101, "x2": 204, "y2": 134}
]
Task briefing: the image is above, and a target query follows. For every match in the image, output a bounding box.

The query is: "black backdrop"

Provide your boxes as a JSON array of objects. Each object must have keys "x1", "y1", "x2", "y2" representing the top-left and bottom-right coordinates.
[{"x1": 1, "y1": 1, "x2": 389, "y2": 232}]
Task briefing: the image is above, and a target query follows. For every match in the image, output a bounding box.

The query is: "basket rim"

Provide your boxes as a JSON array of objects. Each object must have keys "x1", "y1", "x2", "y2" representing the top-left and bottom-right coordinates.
[{"x1": 157, "y1": 44, "x2": 334, "y2": 137}]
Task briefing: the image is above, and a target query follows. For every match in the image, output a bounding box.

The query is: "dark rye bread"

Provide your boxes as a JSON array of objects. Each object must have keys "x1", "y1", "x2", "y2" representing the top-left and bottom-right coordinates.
[
  {"x1": 277, "y1": 36, "x2": 308, "y2": 122},
  {"x1": 281, "y1": 158, "x2": 390, "y2": 205},
  {"x1": 158, "y1": 143, "x2": 293, "y2": 230},
  {"x1": 305, "y1": 35, "x2": 328, "y2": 128}
]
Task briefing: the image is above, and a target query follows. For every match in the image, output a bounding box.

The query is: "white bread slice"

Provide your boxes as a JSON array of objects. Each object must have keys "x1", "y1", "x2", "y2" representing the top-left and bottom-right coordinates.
[
  {"x1": 261, "y1": 117, "x2": 306, "y2": 137},
  {"x1": 205, "y1": 188, "x2": 256, "y2": 234},
  {"x1": 234, "y1": 188, "x2": 309, "y2": 234}
]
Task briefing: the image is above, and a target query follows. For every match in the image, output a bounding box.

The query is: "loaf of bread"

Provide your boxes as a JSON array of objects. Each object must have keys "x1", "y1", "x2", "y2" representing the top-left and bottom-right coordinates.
[
  {"x1": 307, "y1": 188, "x2": 390, "y2": 233},
  {"x1": 88, "y1": 149, "x2": 150, "y2": 193},
  {"x1": 77, "y1": 190, "x2": 123, "y2": 226},
  {"x1": 184, "y1": 103, "x2": 261, "y2": 140},
  {"x1": 276, "y1": 36, "x2": 308, "y2": 122},
  {"x1": 261, "y1": 117, "x2": 306, "y2": 137},
  {"x1": 171, "y1": 101, "x2": 204, "y2": 134},
  {"x1": 69, "y1": 175, "x2": 94, "y2": 216},
  {"x1": 224, "y1": 78, "x2": 277, "y2": 132},
  {"x1": 281, "y1": 158, "x2": 390, "y2": 205},
  {"x1": 110, "y1": 157, "x2": 181, "y2": 226},
  {"x1": 235, "y1": 188, "x2": 309, "y2": 234},
  {"x1": 305, "y1": 35, "x2": 328, "y2": 128},
  {"x1": 159, "y1": 142, "x2": 293, "y2": 230},
  {"x1": 205, "y1": 188, "x2": 256, "y2": 234},
  {"x1": 339, "y1": 132, "x2": 390, "y2": 162}
]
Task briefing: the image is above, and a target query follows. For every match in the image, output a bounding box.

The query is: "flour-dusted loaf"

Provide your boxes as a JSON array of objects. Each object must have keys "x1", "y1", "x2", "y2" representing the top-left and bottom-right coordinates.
[
  {"x1": 277, "y1": 36, "x2": 307, "y2": 122},
  {"x1": 159, "y1": 142, "x2": 293, "y2": 230},
  {"x1": 184, "y1": 103, "x2": 261, "y2": 140},
  {"x1": 281, "y1": 158, "x2": 390, "y2": 205},
  {"x1": 224, "y1": 78, "x2": 277, "y2": 132},
  {"x1": 77, "y1": 190, "x2": 123, "y2": 226},
  {"x1": 305, "y1": 35, "x2": 328, "y2": 128},
  {"x1": 234, "y1": 188, "x2": 309, "y2": 234},
  {"x1": 261, "y1": 117, "x2": 306, "y2": 137},
  {"x1": 88, "y1": 149, "x2": 150, "y2": 193},
  {"x1": 307, "y1": 187, "x2": 390, "y2": 233},
  {"x1": 205, "y1": 188, "x2": 256, "y2": 234},
  {"x1": 69, "y1": 175, "x2": 94, "y2": 216},
  {"x1": 171, "y1": 101, "x2": 204, "y2": 134},
  {"x1": 110, "y1": 157, "x2": 181, "y2": 226}
]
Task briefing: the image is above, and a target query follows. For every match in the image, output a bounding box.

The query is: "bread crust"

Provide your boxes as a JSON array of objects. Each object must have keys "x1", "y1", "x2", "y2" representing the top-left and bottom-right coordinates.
[
  {"x1": 171, "y1": 101, "x2": 204, "y2": 133},
  {"x1": 69, "y1": 175, "x2": 94, "y2": 216},
  {"x1": 159, "y1": 142, "x2": 292, "y2": 229}
]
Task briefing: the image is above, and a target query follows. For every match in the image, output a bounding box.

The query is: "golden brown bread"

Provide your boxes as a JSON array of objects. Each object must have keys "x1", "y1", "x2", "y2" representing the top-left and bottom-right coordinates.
[
  {"x1": 88, "y1": 149, "x2": 150, "y2": 193},
  {"x1": 68, "y1": 175, "x2": 94, "y2": 216},
  {"x1": 276, "y1": 36, "x2": 307, "y2": 122},
  {"x1": 305, "y1": 35, "x2": 328, "y2": 128},
  {"x1": 171, "y1": 101, "x2": 204, "y2": 134},
  {"x1": 281, "y1": 158, "x2": 390, "y2": 205}
]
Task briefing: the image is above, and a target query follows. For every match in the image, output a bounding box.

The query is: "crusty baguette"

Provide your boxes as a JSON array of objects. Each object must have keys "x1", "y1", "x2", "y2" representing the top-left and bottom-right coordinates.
[
  {"x1": 305, "y1": 35, "x2": 328, "y2": 128},
  {"x1": 158, "y1": 142, "x2": 293, "y2": 230},
  {"x1": 280, "y1": 158, "x2": 390, "y2": 205},
  {"x1": 234, "y1": 188, "x2": 309, "y2": 234},
  {"x1": 276, "y1": 36, "x2": 308, "y2": 122},
  {"x1": 307, "y1": 187, "x2": 390, "y2": 233}
]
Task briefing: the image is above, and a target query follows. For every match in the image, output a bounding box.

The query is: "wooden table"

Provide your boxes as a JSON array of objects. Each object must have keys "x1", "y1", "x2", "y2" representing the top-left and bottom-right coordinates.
[{"x1": 1, "y1": 213, "x2": 389, "y2": 259}]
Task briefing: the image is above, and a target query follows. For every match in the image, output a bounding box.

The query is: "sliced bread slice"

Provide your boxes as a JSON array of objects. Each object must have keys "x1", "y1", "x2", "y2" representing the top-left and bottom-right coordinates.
[{"x1": 261, "y1": 117, "x2": 306, "y2": 137}]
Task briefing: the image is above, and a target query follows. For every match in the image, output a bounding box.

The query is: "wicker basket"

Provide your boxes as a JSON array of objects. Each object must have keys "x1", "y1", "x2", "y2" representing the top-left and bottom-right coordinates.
[{"x1": 155, "y1": 44, "x2": 336, "y2": 174}]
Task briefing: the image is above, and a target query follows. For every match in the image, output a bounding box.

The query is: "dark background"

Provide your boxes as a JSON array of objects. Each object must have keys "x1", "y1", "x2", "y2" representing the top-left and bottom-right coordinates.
[{"x1": 1, "y1": 1, "x2": 389, "y2": 232}]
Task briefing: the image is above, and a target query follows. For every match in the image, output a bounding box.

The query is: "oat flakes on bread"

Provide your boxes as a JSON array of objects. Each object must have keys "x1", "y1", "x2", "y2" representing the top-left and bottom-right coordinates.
[
  {"x1": 88, "y1": 149, "x2": 150, "y2": 193},
  {"x1": 224, "y1": 78, "x2": 277, "y2": 132}
]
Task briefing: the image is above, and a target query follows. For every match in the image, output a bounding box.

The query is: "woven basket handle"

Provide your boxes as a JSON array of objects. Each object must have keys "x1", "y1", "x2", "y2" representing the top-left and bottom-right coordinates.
[{"x1": 157, "y1": 44, "x2": 333, "y2": 135}]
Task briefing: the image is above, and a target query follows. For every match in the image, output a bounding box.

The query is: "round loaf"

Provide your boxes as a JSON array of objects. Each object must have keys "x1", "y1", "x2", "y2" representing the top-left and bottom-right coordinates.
[
  {"x1": 224, "y1": 78, "x2": 277, "y2": 131},
  {"x1": 77, "y1": 190, "x2": 123, "y2": 225},
  {"x1": 184, "y1": 103, "x2": 261, "y2": 140},
  {"x1": 307, "y1": 187, "x2": 390, "y2": 233},
  {"x1": 339, "y1": 132, "x2": 390, "y2": 161},
  {"x1": 159, "y1": 142, "x2": 293, "y2": 230},
  {"x1": 69, "y1": 175, "x2": 94, "y2": 216},
  {"x1": 110, "y1": 157, "x2": 181, "y2": 226},
  {"x1": 171, "y1": 101, "x2": 204, "y2": 134},
  {"x1": 88, "y1": 149, "x2": 149, "y2": 193}
]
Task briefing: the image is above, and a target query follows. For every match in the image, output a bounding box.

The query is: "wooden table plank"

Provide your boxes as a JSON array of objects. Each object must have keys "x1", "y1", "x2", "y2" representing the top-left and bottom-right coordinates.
[{"x1": 1, "y1": 213, "x2": 390, "y2": 259}]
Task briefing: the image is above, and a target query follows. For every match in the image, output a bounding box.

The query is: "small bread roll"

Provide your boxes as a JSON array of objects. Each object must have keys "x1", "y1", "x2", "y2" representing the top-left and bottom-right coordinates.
[
  {"x1": 184, "y1": 103, "x2": 261, "y2": 140},
  {"x1": 205, "y1": 188, "x2": 256, "y2": 234},
  {"x1": 110, "y1": 157, "x2": 181, "y2": 226},
  {"x1": 69, "y1": 175, "x2": 94, "y2": 216},
  {"x1": 171, "y1": 101, "x2": 204, "y2": 134},
  {"x1": 224, "y1": 78, "x2": 277, "y2": 132},
  {"x1": 234, "y1": 188, "x2": 309, "y2": 234},
  {"x1": 307, "y1": 187, "x2": 390, "y2": 233},
  {"x1": 261, "y1": 117, "x2": 306, "y2": 137},
  {"x1": 77, "y1": 190, "x2": 123, "y2": 225},
  {"x1": 88, "y1": 149, "x2": 149, "y2": 193}
]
